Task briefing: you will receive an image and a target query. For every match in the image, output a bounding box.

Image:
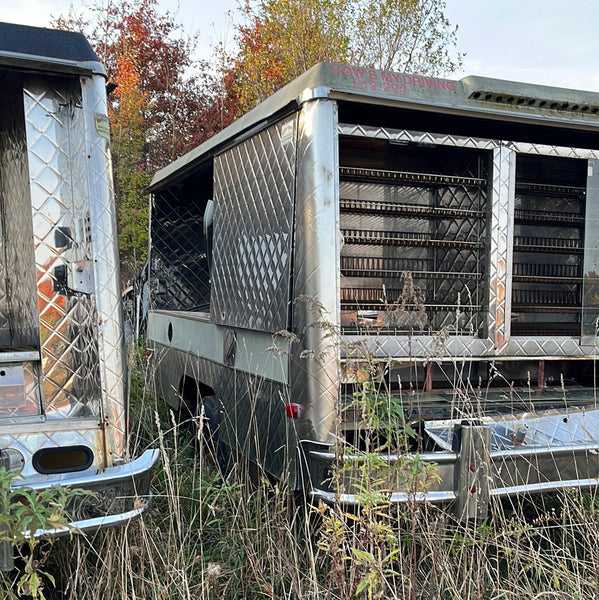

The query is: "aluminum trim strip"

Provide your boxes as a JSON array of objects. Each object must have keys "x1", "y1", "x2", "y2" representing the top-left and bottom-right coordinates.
[
  {"x1": 30, "y1": 502, "x2": 150, "y2": 538},
  {"x1": 291, "y1": 98, "x2": 340, "y2": 443},
  {"x1": 490, "y1": 478, "x2": 599, "y2": 498},
  {"x1": 310, "y1": 489, "x2": 457, "y2": 505}
]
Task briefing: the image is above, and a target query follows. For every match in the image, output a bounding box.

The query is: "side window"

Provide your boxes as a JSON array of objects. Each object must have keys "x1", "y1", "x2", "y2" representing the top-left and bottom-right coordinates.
[{"x1": 338, "y1": 136, "x2": 490, "y2": 337}]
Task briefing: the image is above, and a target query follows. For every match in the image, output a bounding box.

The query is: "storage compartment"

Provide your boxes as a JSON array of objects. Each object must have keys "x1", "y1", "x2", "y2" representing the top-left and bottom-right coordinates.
[
  {"x1": 511, "y1": 154, "x2": 587, "y2": 336},
  {"x1": 339, "y1": 137, "x2": 489, "y2": 336}
]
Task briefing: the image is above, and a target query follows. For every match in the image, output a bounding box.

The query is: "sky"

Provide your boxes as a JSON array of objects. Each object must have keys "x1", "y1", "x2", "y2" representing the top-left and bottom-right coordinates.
[{"x1": 2, "y1": 0, "x2": 598, "y2": 92}]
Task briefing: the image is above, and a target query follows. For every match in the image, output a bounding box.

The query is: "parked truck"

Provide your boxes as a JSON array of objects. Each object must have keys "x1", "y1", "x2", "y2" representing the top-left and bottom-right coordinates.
[
  {"x1": 146, "y1": 62, "x2": 599, "y2": 519},
  {"x1": 0, "y1": 22, "x2": 158, "y2": 568}
]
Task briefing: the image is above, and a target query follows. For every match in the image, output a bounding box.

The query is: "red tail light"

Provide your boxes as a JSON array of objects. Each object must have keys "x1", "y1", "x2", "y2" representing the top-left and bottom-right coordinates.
[{"x1": 285, "y1": 403, "x2": 302, "y2": 419}]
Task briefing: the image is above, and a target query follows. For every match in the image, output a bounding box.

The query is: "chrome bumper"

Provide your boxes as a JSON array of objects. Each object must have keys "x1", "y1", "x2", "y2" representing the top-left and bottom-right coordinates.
[
  {"x1": 308, "y1": 409, "x2": 599, "y2": 519},
  {"x1": 15, "y1": 448, "x2": 160, "y2": 538}
]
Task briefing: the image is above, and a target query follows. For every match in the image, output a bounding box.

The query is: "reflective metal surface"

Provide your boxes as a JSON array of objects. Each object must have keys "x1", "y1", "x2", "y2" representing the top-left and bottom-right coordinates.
[
  {"x1": 24, "y1": 75, "x2": 102, "y2": 419},
  {"x1": 212, "y1": 116, "x2": 296, "y2": 333},
  {"x1": 81, "y1": 72, "x2": 127, "y2": 456},
  {"x1": 426, "y1": 407, "x2": 599, "y2": 451},
  {"x1": 0, "y1": 72, "x2": 42, "y2": 417},
  {"x1": 23, "y1": 449, "x2": 159, "y2": 537},
  {"x1": 0, "y1": 70, "x2": 127, "y2": 467},
  {"x1": 291, "y1": 99, "x2": 339, "y2": 444}
]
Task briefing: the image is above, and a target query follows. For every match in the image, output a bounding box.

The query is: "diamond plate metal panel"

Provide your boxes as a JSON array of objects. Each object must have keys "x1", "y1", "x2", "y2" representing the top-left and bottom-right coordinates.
[
  {"x1": 340, "y1": 333, "x2": 494, "y2": 360},
  {"x1": 489, "y1": 146, "x2": 515, "y2": 351},
  {"x1": 510, "y1": 143, "x2": 599, "y2": 160},
  {"x1": 212, "y1": 116, "x2": 296, "y2": 332},
  {"x1": 505, "y1": 336, "x2": 587, "y2": 357},
  {"x1": 24, "y1": 75, "x2": 102, "y2": 421},
  {"x1": 339, "y1": 124, "x2": 501, "y2": 151},
  {"x1": 0, "y1": 424, "x2": 105, "y2": 478}
]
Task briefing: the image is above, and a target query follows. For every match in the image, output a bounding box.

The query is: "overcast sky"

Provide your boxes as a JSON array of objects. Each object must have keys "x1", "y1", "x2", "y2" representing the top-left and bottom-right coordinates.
[{"x1": 2, "y1": 0, "x2": 598, "y2": 91}]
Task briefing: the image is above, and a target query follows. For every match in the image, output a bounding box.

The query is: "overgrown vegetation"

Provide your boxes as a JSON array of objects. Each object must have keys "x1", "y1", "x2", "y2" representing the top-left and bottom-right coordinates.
[
  {"x1": 14, "y1": 346, "x2": 597, "y2": 599},
  {"x1": 0, "y1": 469, "x2": 91, "y2": 599}
]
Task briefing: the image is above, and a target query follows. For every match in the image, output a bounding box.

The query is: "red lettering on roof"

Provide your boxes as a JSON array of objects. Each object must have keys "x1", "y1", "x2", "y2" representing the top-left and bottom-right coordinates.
[{"x1": 331, "y1": 64, "x2": 456, "y2": 96}]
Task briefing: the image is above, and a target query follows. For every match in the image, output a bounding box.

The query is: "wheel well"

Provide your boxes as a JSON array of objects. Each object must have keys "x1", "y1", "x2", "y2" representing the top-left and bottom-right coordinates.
[{"x1": 179, "y1": 376, "x2": 214, "y2": 418}]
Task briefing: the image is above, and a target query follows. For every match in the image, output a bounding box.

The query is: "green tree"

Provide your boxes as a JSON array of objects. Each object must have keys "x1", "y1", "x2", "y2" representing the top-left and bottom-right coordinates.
[
  {"x1": 223, "y1": 0, "x2": 351, "y2": 114},
  {"x1": 223, "y1": 0, "x2": 462, "y2": 116},
  {"x1": 350, "y1": 0, "x2": 462, "y2": 74}
]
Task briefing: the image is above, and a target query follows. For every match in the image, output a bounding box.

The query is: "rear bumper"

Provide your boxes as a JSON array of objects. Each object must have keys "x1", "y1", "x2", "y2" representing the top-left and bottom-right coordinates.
[
  {"x1": 307, "y1": 408, "x2": 599, "y2": 519},
  {"x1": 14, "y1": 448, "x2": 160, "y2": 538}
]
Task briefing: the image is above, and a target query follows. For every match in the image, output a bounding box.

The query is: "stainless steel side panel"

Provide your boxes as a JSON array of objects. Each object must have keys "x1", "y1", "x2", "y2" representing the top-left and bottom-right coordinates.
[
  {"x1": 0, "y1": 71, "x2": 126, "y2": 467},
  {"x1": 291, "y1": 99, "x2": 340, "y2": 443},
  {"x1": 24, "y1": 74, "x2": 102, "y2": 422},
  {"x1": 81, "y1": 73, "x2": 127, "y2": 459},
  {"x1": 207, "y1": 116, "x2": 299, "y2": 479}
]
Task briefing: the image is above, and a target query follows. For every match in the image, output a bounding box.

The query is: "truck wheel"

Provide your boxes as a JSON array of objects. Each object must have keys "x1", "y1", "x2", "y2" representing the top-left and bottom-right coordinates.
[{"x1": 194, "y1": 396, "x2": 230, "y2": 477}]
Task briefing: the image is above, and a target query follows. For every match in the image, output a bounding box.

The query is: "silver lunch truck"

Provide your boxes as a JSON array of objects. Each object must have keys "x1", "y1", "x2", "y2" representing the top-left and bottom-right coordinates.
[
  {"x1": 145, "y1": 62, "x2": 599, "y2": 519},
  {"x1": 0, "y1": 22, "x2": 158, "y2": 568}
]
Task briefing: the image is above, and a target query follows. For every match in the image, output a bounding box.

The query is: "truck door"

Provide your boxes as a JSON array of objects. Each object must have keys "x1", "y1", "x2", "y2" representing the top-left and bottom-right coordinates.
[{"x1": 0, "y1": 72, "x2": 102, "y2": 426}]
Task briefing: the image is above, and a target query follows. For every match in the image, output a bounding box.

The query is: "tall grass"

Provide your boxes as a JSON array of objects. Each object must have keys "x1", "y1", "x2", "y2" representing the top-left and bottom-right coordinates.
[{"x1": 29, "y1": 347, "x2": 599, "y2": 599}]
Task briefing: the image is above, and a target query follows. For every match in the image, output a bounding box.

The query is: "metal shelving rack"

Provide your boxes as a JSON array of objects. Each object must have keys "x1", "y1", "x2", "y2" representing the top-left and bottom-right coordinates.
[
  {"x1": 510, "y1": 159, "x2": 586, "y2": 336},
  {"x1": 338, "y1": 151, "x2": 488, "y2": 335}
]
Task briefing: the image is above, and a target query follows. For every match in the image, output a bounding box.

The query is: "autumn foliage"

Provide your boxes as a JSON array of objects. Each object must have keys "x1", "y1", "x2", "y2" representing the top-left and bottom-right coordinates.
[
  {"x1": 222, "y1": 0, "x2": 351, "y2": 115},
  {"x1": 55, "y1": 0, "x2": 225, "y2": 279},
  {"x1": 55, "y1": 0, "x2": 462, "y2": 279}
]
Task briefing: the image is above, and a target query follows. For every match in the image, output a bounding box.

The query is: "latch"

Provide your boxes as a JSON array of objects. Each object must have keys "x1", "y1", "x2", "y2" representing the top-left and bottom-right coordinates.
[{"x1": 53, "y1": 261, "x2": 95, "y2": 295}]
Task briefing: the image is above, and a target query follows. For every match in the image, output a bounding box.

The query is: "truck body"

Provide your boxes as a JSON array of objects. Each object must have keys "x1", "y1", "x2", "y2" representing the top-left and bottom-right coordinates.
[
  {"x1": 0, "y1": 22, "x2": 157, "y2": 567},
  {"x1": 146, "y1": 62, "x2": 599, "y2": 518}
]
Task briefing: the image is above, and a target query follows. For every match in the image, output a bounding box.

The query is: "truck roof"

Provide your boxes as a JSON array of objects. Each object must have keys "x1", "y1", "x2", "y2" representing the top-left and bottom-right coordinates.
[
  {"x1": 149, "y1": 62, "x2": 599, "y2": 192},
  {"x1": 0, "y1": 21, "x2": 104, "y2": 76}
]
